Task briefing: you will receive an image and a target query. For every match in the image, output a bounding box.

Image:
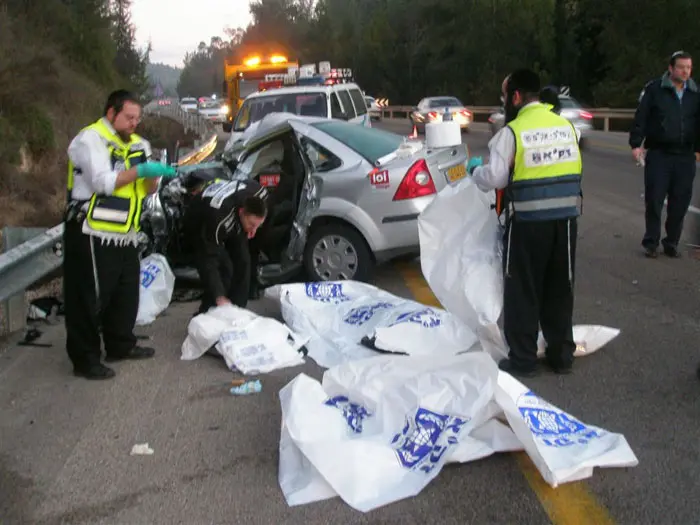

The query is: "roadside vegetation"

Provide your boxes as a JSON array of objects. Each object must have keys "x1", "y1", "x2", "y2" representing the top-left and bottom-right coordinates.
[
  {"x1": 178, "y1": 0, "x2": 698, "y2": 109},
  {"x1": 0, "y1": 1, "x2": 175, "y2": 229}
]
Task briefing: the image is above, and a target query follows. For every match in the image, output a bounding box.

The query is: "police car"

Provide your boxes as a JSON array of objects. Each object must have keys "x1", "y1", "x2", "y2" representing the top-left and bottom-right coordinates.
[{"x1": 225, "y1": 63, "x2": 372, "y2": 146}]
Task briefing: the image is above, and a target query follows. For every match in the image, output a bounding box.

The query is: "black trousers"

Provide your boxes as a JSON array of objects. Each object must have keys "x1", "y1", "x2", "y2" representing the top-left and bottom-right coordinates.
[
  {"x1": 643, "y1": 149, "x2": 697, "y2": 250},
  {"x1": 502, "y1": 218, "x2": 577, "y2": 370},
  {"x1": 63, "y1": 220, "x2": 139, "y2": 370},
  {"x1": 197, "y1": 236, "x2": 251, "y2": 314}
]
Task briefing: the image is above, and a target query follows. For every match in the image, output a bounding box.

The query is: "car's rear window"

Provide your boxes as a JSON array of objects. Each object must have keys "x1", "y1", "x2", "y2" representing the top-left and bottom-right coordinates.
[
  {"x1": 559, "y1": 97, "x2": 580, "y2": 109},
  {"x1": 312, "y1": 121, "x2": 403, "y2": 164},
  {"x1": 428, "y1": 97, "x2": 462, "y2": 108}
]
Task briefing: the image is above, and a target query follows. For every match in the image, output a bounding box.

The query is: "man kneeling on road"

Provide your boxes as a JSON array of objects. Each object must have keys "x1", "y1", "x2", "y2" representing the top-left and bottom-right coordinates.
[
  {"x1": 466, "y1": 69, "x2": 583, "y2": 378},
  {"x1": 184, "y1": 179, "x2": 268, "y2": 315}
]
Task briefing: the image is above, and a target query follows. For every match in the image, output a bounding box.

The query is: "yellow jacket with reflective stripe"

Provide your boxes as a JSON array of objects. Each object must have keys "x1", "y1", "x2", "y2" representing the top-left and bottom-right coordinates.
[
  {"x1": 67, "y1": 118, "x2": 149, "y2": 234},
  {"x1": 506, "y1": 103, "x2": 583, "y2": 221}
]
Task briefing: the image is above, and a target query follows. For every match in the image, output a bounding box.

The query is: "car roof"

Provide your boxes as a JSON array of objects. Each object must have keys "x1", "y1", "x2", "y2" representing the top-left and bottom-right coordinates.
[
  {"x1": 424, "y1": 96, "x2": 461, "y2": 100},
  {"x1": 245, "y1": 82, "x2": 362, "y2": 100}
]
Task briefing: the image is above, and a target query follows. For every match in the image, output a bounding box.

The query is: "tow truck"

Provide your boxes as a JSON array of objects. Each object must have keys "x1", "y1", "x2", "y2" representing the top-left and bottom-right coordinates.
[{"x1": 221, "y1": 53, "x2": 299, "y2": 132}]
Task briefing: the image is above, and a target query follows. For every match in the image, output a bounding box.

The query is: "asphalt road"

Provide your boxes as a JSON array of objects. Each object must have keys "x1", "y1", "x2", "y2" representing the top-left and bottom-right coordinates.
[{"x1": 1, "y1": 120, "x2": 699, "y2": 525}]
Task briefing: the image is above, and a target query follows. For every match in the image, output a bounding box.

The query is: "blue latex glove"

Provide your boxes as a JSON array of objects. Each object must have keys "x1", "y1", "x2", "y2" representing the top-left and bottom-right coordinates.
[
  {"x1": 466, "y1": 156, "x2": 483, "y2": 175},
  {"x1": 136, "y1": 162, "x2": 177, "y2": 179}
]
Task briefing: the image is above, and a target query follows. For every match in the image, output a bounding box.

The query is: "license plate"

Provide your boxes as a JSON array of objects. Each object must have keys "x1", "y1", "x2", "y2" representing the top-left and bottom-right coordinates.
[{"x1": 447, "y1": 164, "x2": 467, "y2": 183}]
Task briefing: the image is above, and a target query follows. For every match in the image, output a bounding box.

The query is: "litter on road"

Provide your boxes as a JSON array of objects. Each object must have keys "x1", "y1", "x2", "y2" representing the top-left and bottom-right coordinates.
[{"x1": 130, "y1": 443, "x2": 155, "y2": 456}]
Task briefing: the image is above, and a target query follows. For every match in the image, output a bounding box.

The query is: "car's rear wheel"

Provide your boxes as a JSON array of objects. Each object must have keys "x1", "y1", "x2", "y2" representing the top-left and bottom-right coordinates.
[{"x1": 304, "y1": 223, "x2": 374, "y2": 282}]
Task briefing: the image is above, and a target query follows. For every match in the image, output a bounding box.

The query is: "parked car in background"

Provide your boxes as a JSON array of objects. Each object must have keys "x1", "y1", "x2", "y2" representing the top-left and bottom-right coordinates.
[
  {"x1": 225, "y1": 82, "x2": 371, "y2": 147},
  {"x1": 409, "y1": 96, "x2": 472, "y2": 134},
  {"x1": 180, "y1": 97, "x2": 198, "y2": 113}
]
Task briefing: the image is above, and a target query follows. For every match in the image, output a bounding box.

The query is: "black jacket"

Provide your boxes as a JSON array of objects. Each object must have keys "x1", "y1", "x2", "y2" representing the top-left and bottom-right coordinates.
[
  {"x1": 629, "y1": 72, "x2": 700, "y2": 154},
  {"x1": 185, "y1": 179, "x2": 268, "y2": 299}
]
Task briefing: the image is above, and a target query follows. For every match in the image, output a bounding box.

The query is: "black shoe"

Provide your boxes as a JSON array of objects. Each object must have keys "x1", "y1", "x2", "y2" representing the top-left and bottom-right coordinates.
[
  {"x1": 543, "y1": 359, "x2": 573, "y2": 375},
  {"x1": 498, "y1": 358, "x2": 540, "y2": 378},
  {"x1": 663, "y1": 245, "x2": 681, "y2": 258},
  {"x1": 644, "y1": 246, "x2": 658, "y2": 258},
  {"x1": 105, "y1": 346, "x2": 156, "y2": 363},
  {"x1": 249, "y1": 286, "x2": 262, "y2": 301},
  {"x1": 74, "y1": 363, "x2": 116, "y2": 380}
]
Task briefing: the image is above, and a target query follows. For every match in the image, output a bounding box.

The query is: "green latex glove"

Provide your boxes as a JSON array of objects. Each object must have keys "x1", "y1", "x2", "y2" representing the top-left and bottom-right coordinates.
[
  {"x1": 136, "y1": 162, "x2": 177, "y2": 179},
  {"x1": 467, "y1": 156, "x2": 484, "y2": 174}
]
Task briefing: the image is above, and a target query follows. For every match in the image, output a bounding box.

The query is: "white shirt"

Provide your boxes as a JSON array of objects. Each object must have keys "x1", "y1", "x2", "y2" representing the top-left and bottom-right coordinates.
[
  {"x1": 471, "y1": 102, "x2": 542, "y2": 192},
  {"x1": 67, "y1": 117, "x2": 152, "y2": 245},
  {"x1": 67, "y1": 117, "x2": 152, "y2": 200}
]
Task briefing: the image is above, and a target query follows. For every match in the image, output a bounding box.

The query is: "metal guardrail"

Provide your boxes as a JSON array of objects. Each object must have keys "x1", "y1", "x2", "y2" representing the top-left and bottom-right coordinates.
[
  {"x1": 0, "y1": 103, "x2": 220, "y2": 337},
  {"x1": 144, "y1": 101, "x2": 218, "y2": 138},
  {"x1": 0, "y1": 225, "x2": 64, "y2": 335},
  {"x1": 380, "y1": 106, "x2": 636, "y2": 132}
]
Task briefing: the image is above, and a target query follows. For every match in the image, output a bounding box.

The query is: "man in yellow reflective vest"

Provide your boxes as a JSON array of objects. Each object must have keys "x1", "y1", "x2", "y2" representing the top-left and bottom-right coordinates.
[
  {"x1": 468, "y1": 69, "x2": 583, "y2": 377},
  {"x1": 64, "y1": 89, "x2": 176, "y2": 380}
]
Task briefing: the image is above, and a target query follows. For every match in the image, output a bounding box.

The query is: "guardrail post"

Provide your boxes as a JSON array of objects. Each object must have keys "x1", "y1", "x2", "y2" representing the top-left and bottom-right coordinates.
[
  {"x1": 603, "y1": 117, "x2": 610, "y2": 132},
  {"x1": 1, "y1": 227, "x2": 46, "y2": 336}
]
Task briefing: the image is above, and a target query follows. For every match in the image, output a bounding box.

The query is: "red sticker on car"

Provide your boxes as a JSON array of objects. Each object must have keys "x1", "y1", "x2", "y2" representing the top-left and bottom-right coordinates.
[
  {"x1": 370, "y1": 170, "x2": 390, "y2": 188},
  {"x1": 259, "y1": 174, "x2": 280, "y2": 187}
]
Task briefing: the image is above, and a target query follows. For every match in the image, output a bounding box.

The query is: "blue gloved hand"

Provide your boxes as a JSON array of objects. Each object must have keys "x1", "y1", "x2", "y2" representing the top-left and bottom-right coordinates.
[
  {"x1": 136, "y1": 162, "x2": 177, "y2": 179},
  {"x1": 466, "y1": 156, "x2": 483, "y2": 175}
]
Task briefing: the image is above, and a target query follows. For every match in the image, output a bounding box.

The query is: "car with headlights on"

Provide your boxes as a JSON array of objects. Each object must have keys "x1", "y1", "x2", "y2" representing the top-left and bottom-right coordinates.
[
  {"x1": 409, "y1": 96, "x2": 472, "y2": 134},
  {"x1": 197, "y1": 99, "x2": 226, "y2": 124}
]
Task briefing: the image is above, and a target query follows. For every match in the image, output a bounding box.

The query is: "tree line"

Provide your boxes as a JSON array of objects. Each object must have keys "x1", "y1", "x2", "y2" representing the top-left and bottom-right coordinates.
[
  {"x1": 1, "y1": 0, "x2": 151, "y2": 226},
  {"x1": 177, "y1": 0, "x2": 699, "y2": 108}
]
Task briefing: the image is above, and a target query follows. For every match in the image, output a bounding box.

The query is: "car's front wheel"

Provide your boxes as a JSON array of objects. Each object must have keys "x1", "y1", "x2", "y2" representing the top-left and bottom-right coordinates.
[{"x1": 304, "y1": 223, "x2": 374, "y2": 282}]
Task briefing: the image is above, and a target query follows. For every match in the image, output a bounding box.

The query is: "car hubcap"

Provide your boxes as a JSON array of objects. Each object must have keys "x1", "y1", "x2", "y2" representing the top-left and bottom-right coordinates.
[{"x1": 312, "y1": 235, "x2": 358, "y2": 280}]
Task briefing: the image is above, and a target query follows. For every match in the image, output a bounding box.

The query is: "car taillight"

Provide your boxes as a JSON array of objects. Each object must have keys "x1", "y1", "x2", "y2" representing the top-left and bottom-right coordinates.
[
  {"x1": 393, "y1": 159, "x2": 436, "y2": 201},
  {"x1": 460, "y1": 109, "x2": 471, "y2": 117},
  {"x1": 579, "y1": 110, "x2": 593, "y2": 119},
  {"x1": 428, "y1": 111, "x2": 438, "y2": 119}
]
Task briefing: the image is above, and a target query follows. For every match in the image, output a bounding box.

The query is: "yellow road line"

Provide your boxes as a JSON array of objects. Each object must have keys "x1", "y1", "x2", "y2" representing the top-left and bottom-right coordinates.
[{"x1": 395, "y1": 262, "x2": 616, "y2": 525}]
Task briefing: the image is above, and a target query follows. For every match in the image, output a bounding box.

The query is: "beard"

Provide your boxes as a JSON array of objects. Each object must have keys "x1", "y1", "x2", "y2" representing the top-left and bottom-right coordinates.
[{"x1": 504, "y1": 96, "x2": 521, "y2": 124}]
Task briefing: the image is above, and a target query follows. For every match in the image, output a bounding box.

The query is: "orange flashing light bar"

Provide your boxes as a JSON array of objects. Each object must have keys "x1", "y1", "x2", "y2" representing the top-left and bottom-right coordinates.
[{"x1": 243, "y1": 54, "x2": 288, "y2": 67}]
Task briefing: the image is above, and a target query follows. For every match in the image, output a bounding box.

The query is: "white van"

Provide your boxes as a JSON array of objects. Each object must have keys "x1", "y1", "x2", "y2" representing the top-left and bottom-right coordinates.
[{"x1": 227, "y1": 82, "x2": 370, "y2": 143}]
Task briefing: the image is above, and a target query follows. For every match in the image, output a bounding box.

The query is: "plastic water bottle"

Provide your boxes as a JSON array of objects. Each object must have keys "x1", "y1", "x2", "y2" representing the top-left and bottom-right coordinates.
[{"x1": 230, "y1": 379, "x2": 262, "y2": 395}]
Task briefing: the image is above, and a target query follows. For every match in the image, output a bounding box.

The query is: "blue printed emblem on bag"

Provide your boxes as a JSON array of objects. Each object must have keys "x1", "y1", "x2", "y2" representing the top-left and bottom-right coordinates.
[
  {"x1": 517, "y1": 391, "x2": 603, "y2": 447},
  {"x1": 343, "y1": 302, "x2": 394, "y2": 325},
  {"x1": 305, "y1": 282, "x2": 350, "y2": 304},
  {"x1": 220, "y1": 330, "x2": 248, "y2": 343},
  {"x1": 324, "y1": 395, "x2": 371, "y2": 433},
  {"x1": 389, "y1": 308, "x2": 442, "y2": 328},
  {"x1": 140, "y1": 263, "x2": 161, "y2": 289},
  {"x1": 391, "y1": 408, "x2": 469, "y2": 473}
]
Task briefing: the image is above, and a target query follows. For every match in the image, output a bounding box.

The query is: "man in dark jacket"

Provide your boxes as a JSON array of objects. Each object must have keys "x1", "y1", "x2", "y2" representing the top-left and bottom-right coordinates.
[
  {"x1": 184, "y1": 178, "x2": 268, "y2": 314},
  {"x1": 629, "y1": 50, "x2": 700, "y2": 258}
]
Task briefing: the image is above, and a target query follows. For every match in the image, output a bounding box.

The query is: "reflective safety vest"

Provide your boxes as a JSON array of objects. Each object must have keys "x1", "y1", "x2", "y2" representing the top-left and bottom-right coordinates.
[
  {"x1": 507, "y1": 103, "x2": 582, "y2": 221},
  {"x1": 66, "y1": 118, "x2": 149, "y2": 234}
]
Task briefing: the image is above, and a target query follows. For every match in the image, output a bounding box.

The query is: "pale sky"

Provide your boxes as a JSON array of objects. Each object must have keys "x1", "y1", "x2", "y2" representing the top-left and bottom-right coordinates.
[{"x1": 131, "y1": 0, "x2": 253, "y2": 67}]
